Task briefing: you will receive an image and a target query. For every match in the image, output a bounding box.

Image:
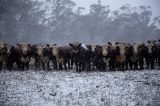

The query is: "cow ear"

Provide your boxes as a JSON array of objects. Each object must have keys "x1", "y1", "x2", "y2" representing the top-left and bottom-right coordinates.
[
  {"x1": 108, "y1": 42, "x2": 112, "y2": 45},
  {"x1": 147, "y1": 41, "x2": 151, "y2": 44},
  {"x1": 46, "y1": 44, "x2": 49, "y2": 47},
  {"x1": 115, "y1": 42, "x2": 119, "y2": 45},
  {"x1": 69, "y1": 43, "x2": 73, "y2": 47},
  {"x1": 4, "y1": 43, "x2": 7, "y2": 46},
  {"x1": 158, "y1": 39, "x2": 160, "y2": 42},
  {"x1": 78, "y1": 43, "x2": 82, "y2": 47},
  {"x1": 28, "y1": 44, "x2": 31, "y2": 47},
  {"x1": 17, "y1": 43, "x2": 21, "y2": 46}
]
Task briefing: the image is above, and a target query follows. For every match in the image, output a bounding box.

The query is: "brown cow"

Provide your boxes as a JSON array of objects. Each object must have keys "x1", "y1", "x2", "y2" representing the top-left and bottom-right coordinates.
[
  {"x1": 36, "y1": 45, "x2": 51, "y2": 70},
  {"x1": 17, "y1": 43, "x2": 31, "y2": 70},
  {"x1": 49, "y1": 44, "x2": 59, "y2": 70},
  {"x1": 130, "y1": 43, "x2": 141, "y2": 69},
  {"x1": 107, "y1": 42, "x2": 119, "y2": 70},
  {"x1": 115, "y1": 42, "x2": 127, "y2": 70}
]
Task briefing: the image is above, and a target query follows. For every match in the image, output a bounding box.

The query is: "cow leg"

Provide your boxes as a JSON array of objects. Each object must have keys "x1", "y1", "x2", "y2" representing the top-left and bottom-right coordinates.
[
  {"x1": 21, "y1": 63, "x2": 25, "y2": 71},
  {"x1": 139, "y1": 58, "x2": 144, "y2": 70},
  {"x1": 82, "y1": 63, "x2": 85, "y2": 71},
  {"x1": 134, "y1": 62, "x2": 138, "y2": 70},
  {"x1": 63, "y1": 61, "x2": 67, "y2": 70},
  {"x1": 53, "y1": 60, "x2": 57, "y2": 70},
  {"x1": 151, "y1": 58, "x2": 155, "y2": 69},
  {"x1": 66, "y1": 59, "x2": 70, "y2": 69},
  {"x1": 15, "y1": 60, "x2": 20, "y2": 70},
  {"x1": 125, "y1": 59, "x2": 129, "y2": 70},
  {"x1": 158, "y1": 56, "x2": 160, "y2": 66},
  {"x1": 35, "y1": 57, "x2": 39, "y2": 69},
  {"x1": 109, "y1": 60, "x2": 112, "y2": 71},
  {"x1": 75, "y1": 61, "x2": 78, "y2": 72},
  {"x1": 129, "y1": 60, "x2": 133, "y2": 70},
  {"x1": 55, "y1": 62, "x2": 57, "y2": 70},
  {"x1": 47, "y1": 62, "x2": 50, "y2": 71},
  {"x1": 109, "y1": 59, "x2": 115, "y2": 71},
  {"x1": 7, "y1": 61, "x2": 13, "y2": 71},
  {"x1": 122, "y1": 62, "x2": 125, "y2": 71},
  {"x1": 117, "y1": 62, "x2": 121, "y2": 70},
  {"x1": 70, "y1": 58, "x2": 74, "y2": 69},
  {"x1": 145, "y1": 56, "x2": 150, "y2": 69},
  {"x1": 88, "y1": 61, "x2": 91, "y2": 71},
  {"x1": 42, "y1": 63, "x2": 45, "y2": 70},
  {"x1": 26, "y1": 62, "x2": 29, "y2": 70},
  {"x1": 59, "y1": 63, "x2": 63, "y2": 70},
  {"x1": 78, "y1": 62, "x2": 81, "y2": 72},
  {"x1": 0, "y1": 62, "x2": 2, "y2": 70}
]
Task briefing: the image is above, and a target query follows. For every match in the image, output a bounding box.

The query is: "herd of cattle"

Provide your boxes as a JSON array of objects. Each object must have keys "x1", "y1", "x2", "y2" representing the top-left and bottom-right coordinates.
[{"x1": 0, "y1": 40, "x2": 160, "y2": 72}]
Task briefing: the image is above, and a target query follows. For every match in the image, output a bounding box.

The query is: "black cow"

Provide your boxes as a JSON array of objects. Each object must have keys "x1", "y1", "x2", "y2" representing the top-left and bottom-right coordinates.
[
  {"x1": 145, "y1": 40, "x2": 157, "y2": 69},
  {"x1": 125, "y1": 44, "x2": 134, "y2": 70},
  {"x1": 94, "y1": 45, "x2": 106, "y2": 70},
  {"x1": 0, "y1": 43, "x2": 7, "y2": 70},
  {"x1": 69, "y1": 42, "x2": 90, "y2": 72},
  {"x1": 157, "y1": 40, "x2": 160, "y2": 66}
]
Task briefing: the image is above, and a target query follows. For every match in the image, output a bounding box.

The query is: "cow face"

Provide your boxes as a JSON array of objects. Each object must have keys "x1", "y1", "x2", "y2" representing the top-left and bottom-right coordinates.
[
  {"x1": 6, "y1": 46, "x2": 13, "y2": 55},
  {"x1": 50, "y1": 44, "x2": 59, "y2": 56},
  {"x1": 0, "y1": 42, "x2": 7, "y2": 49},
  {"x1": 147, "y1": 40, "x2": 156, "y2": 54},
  {"x1": 69, "y1": 42, "x2": 81, "y2": 54},
  {"x1": 133, "y1": 43, "x2": 141, "y2": 54},
  {"x1": 101, "y1": 45, "x2": 109, "y2": 56},
  {"x1": 108, "y1": 42, "x2": 119, "y2": 50},
  {"x1": 117, "y1": 43, "x2": 126, "y2": 56},
  {"x1": 36, "y1": 45, "x2": 43, "y2": 56},
  {"x1": 95, "y1": 45, "x2": 102, "y2": 55},
  {"x1": 89, "y1": 45, "x2": 97, "y2": 53},
  {"x1": 0, "y1": 43, "x2": 7, "y2": 56},
  {"x1": 17, "y1": 43, "x2": 30, "y2": 55}
]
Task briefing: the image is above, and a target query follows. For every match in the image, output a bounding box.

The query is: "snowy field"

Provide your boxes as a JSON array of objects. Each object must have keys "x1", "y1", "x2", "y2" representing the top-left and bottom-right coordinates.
[{"x1": 0, "y1": 69, "x2": 160, "y2": 106}]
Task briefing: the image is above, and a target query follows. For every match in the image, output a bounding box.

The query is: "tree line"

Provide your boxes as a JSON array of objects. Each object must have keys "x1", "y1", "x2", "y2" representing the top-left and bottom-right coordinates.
[{"x1": 0, "y1": 0, "x2": 160, "y2": 44}]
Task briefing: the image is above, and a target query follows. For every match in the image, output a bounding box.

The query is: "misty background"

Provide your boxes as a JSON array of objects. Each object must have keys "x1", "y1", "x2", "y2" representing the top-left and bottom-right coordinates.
[{"x1": 0, "y1": 0, "x2": 160, "y2": 45}]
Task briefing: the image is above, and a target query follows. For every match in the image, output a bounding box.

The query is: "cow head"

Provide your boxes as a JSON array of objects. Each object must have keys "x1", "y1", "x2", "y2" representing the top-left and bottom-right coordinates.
[
  {"x1": 6, "y1": 45, "x2": 14, "y2": 55},
  {"x1": 49, "y1": 44, "x2": 59, "y2": 57},
  {"x1": 36, "y1": 45, "x2": 43, "y2": 56},
  {"x1": 101, "y1": 45, "x2": 109, "y2": 56},
  {"x1": 147, "y1": 40, "x2": 156, "y2": 54},
  {"x1": 69, "y1": 42, "x2": 81, "y2": 54},
  {"x1": 108, "y1": 41, "x2": 119, "y2": 50},
  {"x1": 17, "y1": 43, "x2": 31, "y2": 55},
  {"x1": 133, "y1": 43, "x2": 141, "y2": 54},
  {"x1": 89, "y1": 45, "x2": 97, "y2": 53},
  {"x1": 0, "y1": 42, "x2": 7, "y2": 55},
  {"x1": 117, "y1": 43, "x2": 126, "y2": 56}
]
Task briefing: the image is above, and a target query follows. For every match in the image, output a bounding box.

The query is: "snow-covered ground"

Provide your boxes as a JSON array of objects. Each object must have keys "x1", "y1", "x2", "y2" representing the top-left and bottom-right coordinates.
[{"x1": 0, "y1": 69, "x2": 160, "y2": 106}]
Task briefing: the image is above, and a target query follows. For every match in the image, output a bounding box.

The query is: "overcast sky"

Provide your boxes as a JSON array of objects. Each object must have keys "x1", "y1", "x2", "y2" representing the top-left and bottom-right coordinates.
[{"x1": 72, "y1": 0, "x2": 160, "y2": 17}]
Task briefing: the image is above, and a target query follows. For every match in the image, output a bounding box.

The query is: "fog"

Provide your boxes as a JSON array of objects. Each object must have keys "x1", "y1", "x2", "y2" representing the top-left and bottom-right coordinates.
[
  {"x1": 73, "y1": 0, "x2": 160, "y2": 17},
  {"x1": 0, "y1": 0, "x2": 160, "y2": 45}
]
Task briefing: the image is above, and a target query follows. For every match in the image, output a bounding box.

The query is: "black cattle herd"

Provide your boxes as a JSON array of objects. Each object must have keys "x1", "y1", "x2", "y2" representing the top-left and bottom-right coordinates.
[{"x1": 0, "y1": 40, "x2": 160, "y2": 72}]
